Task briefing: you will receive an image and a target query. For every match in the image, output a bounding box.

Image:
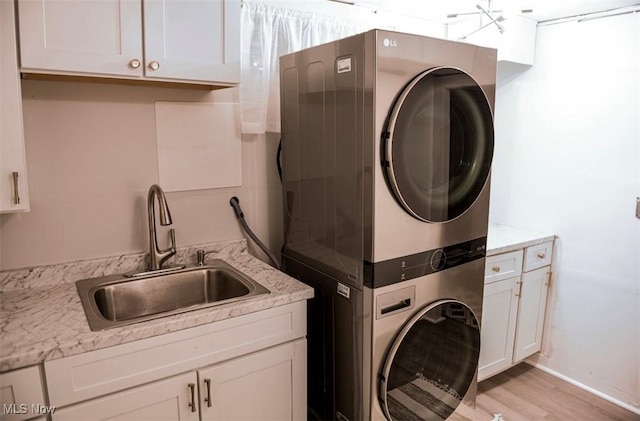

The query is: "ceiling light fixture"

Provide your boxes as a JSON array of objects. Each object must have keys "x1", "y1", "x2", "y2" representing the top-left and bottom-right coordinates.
[
  {"x1": 475, "y1": 4, "x2": 504, "y2": 33},
  {"x1": 458, "y1": 14, "x2": 505, "y2": 40},
  {"x1": 447, "y1": 10, "x2": 504, "y2": 19}
]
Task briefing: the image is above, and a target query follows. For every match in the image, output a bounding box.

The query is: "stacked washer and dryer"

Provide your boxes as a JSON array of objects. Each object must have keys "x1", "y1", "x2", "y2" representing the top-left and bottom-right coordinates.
[{"x1": 279, "y1": 30, "x2": 496, "y2": 421}]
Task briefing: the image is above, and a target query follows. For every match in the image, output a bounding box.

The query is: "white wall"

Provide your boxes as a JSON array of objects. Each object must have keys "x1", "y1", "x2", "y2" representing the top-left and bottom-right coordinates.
[
  {"x1": 0, "y1": 82, "x2": 257, "y2": 269},
  {"x1": 490, "y1": 13, "x2": 640, "y2": 409}
]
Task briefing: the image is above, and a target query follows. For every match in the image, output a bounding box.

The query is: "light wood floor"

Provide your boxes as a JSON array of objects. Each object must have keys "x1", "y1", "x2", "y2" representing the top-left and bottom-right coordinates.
[{"x1": 469, "y1": 363, "x2": 639, "y2": 421}]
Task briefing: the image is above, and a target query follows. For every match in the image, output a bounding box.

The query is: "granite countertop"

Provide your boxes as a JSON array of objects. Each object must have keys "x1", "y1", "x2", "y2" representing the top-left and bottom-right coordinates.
[
  {"x1": 0, "y1": 239, "x2": 314, "y2": 372},
  {"x1": 487, "y1": 224, "x2": 556, "y2": 256}
]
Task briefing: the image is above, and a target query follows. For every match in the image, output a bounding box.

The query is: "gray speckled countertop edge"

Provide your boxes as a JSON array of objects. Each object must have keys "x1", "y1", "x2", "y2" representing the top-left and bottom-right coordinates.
[
  {"x1": 487, "y1": 224, "x2": 556, "y2": 256},
  {"x1": 0, "y1": 239, "x2": 314, "y2": 372}
]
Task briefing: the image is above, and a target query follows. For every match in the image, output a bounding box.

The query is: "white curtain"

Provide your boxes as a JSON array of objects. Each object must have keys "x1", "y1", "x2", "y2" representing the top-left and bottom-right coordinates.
[{"x1": 240, "y1": 1, "x2": 372, "y2": 134}]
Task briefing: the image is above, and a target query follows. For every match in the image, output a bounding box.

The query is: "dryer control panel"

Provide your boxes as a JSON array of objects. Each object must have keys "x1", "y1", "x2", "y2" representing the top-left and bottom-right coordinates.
[{"x1": 363, "y1": 236, "x2": 487, "y2": 288}]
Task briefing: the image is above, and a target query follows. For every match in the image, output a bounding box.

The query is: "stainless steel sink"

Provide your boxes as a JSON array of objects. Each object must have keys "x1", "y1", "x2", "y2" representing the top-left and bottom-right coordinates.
[{"x1": 77, "y1": 259, "x2": 270, "y2": 331}]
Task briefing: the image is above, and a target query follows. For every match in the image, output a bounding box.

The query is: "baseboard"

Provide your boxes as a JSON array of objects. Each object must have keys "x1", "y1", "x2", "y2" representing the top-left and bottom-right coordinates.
[{"x1": 524, "y1": 359, "x2": 640, "y2": 416}]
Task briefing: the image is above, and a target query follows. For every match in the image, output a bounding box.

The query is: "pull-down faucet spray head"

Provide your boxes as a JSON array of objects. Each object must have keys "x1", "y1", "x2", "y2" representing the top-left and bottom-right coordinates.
[
  {"x1": 148, "y1": 184, "x2": 177, "y2": 270},
  {"x1": 155, "y1": 189, "x2": 173, "y2": 226}
]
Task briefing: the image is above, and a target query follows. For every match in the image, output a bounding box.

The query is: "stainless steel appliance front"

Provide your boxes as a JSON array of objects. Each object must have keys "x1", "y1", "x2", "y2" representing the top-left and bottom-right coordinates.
[{"x1": 280, "y1": 29, "x2": 496, "y2": 420}]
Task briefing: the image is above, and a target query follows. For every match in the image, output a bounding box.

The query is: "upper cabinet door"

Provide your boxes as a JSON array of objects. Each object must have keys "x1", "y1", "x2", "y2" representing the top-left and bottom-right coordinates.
[
  {"x1": 17, "y1": 0, "x2": 143, "y2": 78},
  {"x1": 1, "y1": 0, "x2": 29, "y2": 213},
  {"x1": 143, "y1": 0, "x2": 240, "y2": 84}
]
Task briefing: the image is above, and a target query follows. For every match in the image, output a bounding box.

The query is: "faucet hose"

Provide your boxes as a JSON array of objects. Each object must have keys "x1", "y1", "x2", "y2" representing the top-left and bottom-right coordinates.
[{"x1": 229, "y1": 197, "x2": 280, "y2": 270}]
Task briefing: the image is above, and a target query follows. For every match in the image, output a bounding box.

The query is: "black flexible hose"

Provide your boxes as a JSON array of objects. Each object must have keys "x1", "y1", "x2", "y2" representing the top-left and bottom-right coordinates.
[{"x1": 229, "y1": 197, "x2": 280, "y2": 269}]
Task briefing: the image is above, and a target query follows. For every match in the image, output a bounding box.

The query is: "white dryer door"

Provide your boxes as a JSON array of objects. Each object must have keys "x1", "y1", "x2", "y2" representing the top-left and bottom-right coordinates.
[
  {"x1": 379, "y1": 300, "x2": 480, "y2": 420},
  {"x1": 384, "y1": 67, "x2": 494, "y2": 223}
]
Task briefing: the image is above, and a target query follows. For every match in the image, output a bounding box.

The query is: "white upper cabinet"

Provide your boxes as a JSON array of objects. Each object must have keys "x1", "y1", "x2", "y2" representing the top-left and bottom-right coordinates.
[
  {"x1": 143, "y1": 0, "x2": 240, "y2": 84},
  {"x1": 17, "y1": 0, "x2": 240, "y2": 86},
  {"x1": 1, "y1": 0, "x2": 30, "y2": 213},
  {"x1": 17, "y1": 0, "x2": 143, "y2": 78}
]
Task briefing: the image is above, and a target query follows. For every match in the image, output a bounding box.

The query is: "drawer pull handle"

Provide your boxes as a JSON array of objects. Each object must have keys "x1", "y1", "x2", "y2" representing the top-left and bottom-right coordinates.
[
  {"x1": 537, "y1": 252, "x2": 546, "y2": 259},
  {"x1": 492, "y1": 266, "x2": 501, "y2": 273},
  {"x1": 12, "y1": 172, "x2": 20, "y2": 205},
  {"x1": 188, "y1": 382, "x2": 196, "y2": 412},
  {"x1": 204, "y1": 378, "x2": 212, "y2": 407},
  {"x1": 381, "y1": 299, "x2": 412, "y2": 315}
]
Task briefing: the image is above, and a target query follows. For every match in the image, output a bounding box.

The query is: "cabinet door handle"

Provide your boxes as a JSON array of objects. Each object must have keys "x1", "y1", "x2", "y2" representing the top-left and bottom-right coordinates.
[
  {"x1": 204, "y1": 378, "x2": 212, "y2": 407},
  {"x1": 11, "y1": 172, "x2": 20, "y2": 205},
  {"x1": 148, "y1": 60, "x2": 160, "y2": 71},
  {"x1": 515, "y1": 281, "x2": 523, "y2": 297},
  {"x1": 188, "y1": 382, "x2": 196, "y2": 412},
  {"x1": 491, "y1": 266, "x2": 501, "y2": 273},
  {"x1": 128, "y1": 58, "x2": 141, "y2": 69},
  {"x1": 537, "y1": 252, "x2": 546, "y2": 259}
]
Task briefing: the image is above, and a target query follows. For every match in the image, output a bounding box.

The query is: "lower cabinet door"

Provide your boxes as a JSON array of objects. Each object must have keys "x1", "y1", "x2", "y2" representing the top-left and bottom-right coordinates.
[
  {"x1": 198, "y1": 340, "x2": 306, "y2": 421},
  {"x1": 52, "y1": 372, "x2": 199, "y2": 421},
  {"x1": 513, "y1": 267, "x2": 550, "y2": 362},
  {"x1": 478, "y1": 276, "x2": 520, "y2": 381}
]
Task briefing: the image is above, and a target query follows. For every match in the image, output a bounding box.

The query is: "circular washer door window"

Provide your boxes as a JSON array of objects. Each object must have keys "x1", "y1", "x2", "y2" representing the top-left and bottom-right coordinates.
[
  {"x1": 379, "y1": 300, "x2": 480, "y2": 420},
  {"x1": 384, "y1": 67, "x2": 494, "y2": 223}
]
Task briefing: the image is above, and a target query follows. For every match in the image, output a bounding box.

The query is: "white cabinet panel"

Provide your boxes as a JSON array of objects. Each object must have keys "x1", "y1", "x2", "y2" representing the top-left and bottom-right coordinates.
[
  {"x1": 17, "y1": 0, "x2": 143, "y2": 78},
  {"x1": 523, "y1": 241, "x2": 553, "y2": 272},
  {"x1": 1, "y1": 0, "x2": 29, "y2": 213},
  {"x1": 45, "y1": 302, "x2": 305, "y2": 407},
  {"x1": 514, "y1": 267, "x2": 550, "y2": 362},
  {"x1": 52, "y1": 372, "x2": 199, "y2": 421},
  {"x1": 199, "y1": 340, "x2": 306, "y2": 421},
  {"x1": 485, "y1": 250, "x2": 523, "y2": 284},
  {"x1": 17, "y1": 0, "x2": 239, "y2": 85},
  {"x1": 0, "y1": 366, "x2": 46, "y2": 421},
  {"x1": 478, "y1": 277, "x2": 519, "y2": 381},
  {"x1": 48, "y1": 306, "x2": 307, "y2": 421},
  {"x1": 56, "y1": 340, "x2": 306, "y2": 421},
  {"x1": 143, "y1": 0, "x2": 240, "y2": 83}
]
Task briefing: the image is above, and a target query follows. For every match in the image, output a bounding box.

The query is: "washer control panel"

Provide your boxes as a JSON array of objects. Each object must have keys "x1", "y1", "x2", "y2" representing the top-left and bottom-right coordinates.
[{"x1": 363, "y1": 237, "x2": 487, "y2": 288}]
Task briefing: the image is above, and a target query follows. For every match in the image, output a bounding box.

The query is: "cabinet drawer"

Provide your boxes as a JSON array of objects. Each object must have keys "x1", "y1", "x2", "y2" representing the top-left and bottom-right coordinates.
[
  {"x1": 0, "y1": 366, "x2": 47, "y2": 421},
  {"x1": 523, "y1": 241, "x2": 553, "y2": 272},
  {"x1": 485, "y1": 250, "x2": 523, "y2": 284}
]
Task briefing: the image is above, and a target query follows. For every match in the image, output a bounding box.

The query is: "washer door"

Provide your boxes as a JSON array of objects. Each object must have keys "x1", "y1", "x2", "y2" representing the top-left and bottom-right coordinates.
[
  {"x1": 380, "y1": 300, "x2": 480, "y2": 420},
  {"x1": 384, "y1": 67, "x2": 494, "y2": 223}
]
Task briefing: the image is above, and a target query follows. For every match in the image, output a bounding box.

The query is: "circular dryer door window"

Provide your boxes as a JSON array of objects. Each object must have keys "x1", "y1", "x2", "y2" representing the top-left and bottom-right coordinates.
[
  {"x1": 379, "y1": 300, "x2": 480, "y2": 420},
  {"x1": 384, "y1": 67, "x2": 494, "y2": 223}
]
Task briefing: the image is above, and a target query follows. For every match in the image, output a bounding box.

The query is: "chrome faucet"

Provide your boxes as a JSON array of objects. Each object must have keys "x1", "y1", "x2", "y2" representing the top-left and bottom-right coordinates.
[{"x1": 147, "y1": 184, "x2": 177, "y2": 271}]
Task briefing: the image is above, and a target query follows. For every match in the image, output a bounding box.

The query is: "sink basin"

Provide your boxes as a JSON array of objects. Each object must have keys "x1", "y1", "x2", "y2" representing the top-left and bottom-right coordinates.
[{"x1": 77, "y1": 259, "x2": 270, "y2": 331}]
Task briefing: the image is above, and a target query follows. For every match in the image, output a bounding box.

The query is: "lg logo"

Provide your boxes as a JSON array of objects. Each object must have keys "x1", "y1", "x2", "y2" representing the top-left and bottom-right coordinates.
[{"x1": 383, "y1": 38, "x2": 398, "y2": 47}]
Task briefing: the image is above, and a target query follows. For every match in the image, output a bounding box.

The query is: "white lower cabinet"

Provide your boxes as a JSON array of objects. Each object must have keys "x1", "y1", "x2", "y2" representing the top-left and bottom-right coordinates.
[
  {"x1": 45, "y1": 302, "x2": 307, "y2": 421},
  {"x1": 513, "y1": 267, "x2": 550, "y2": 362},
  {"x1": 52, "y1": 372, "x2": 199, "y2": 421},
  {"x1": 0, "y1": 366, "x2": 47, "y2": 421},
  {"x1": 199, "y1": 340, "x2": 306, "y2": 420},
  {"x1": 479, "y1": 241, "x2": 553, "y2": 381},
  {"x1": 478, "y1": 276, "x2": 519, "y2": 380},
  {"x1": 53, "y1": 340, "x2": 306, "y2": 421}
]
